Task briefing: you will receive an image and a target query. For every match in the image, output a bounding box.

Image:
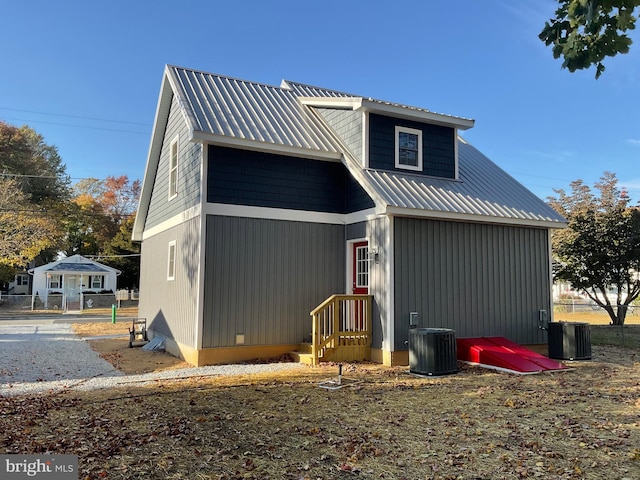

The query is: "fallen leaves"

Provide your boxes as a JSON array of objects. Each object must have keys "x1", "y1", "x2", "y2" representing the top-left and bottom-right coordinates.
[{"x1": 0, "y1": 346, "x2": 639, "y2": 479}]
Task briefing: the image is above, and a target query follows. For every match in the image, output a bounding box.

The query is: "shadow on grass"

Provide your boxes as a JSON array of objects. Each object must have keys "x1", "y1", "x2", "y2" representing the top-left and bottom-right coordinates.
[{"x1": 590, "y1": 324, "x2": 640, "y2": 349}]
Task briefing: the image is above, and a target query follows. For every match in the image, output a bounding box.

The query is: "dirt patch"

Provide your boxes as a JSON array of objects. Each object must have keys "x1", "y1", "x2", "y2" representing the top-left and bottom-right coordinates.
[{"x1": 72, "y1": 322, "x2": 190, "y2": 374}]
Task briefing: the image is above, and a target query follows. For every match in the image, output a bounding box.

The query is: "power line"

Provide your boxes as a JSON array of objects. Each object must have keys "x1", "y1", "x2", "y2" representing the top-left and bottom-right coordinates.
[
  {"x1": 1, "y1": 116, "x2": 149, "y2": 135},
  {"x1": 0, "y1": 173, "x2": 59, "y2": 179},
  {"x1": 0, "y1": 107, "x2": 150, "y2": 127},
  {"x1": 0, "y1": 207, "x2": 137, "y2": 219},
  {"x1": 0, "y1": 172, "x2": 140, "y2": 182}
]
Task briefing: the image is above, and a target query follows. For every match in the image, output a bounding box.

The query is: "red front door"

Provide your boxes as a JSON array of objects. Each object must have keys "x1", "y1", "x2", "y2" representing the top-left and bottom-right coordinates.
[{"x1": 352, "y1": 241, "x2": 369, "y2": 294}]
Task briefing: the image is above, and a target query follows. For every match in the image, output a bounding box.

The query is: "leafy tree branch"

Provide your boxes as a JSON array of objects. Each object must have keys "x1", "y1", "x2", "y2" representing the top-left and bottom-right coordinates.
[{"x1": 539, "y1": 0, "x2": 640, "y2": 78}]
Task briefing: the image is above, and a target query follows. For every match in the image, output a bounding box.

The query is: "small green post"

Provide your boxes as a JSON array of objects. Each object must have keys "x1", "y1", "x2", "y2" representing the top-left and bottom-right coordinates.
[{"x1": 112, "y1": 304, "x2": 116, "y2": 324}]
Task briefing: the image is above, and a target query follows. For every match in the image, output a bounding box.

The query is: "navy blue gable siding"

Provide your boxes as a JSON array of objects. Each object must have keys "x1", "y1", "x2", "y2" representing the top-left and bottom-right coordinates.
[
  {"x1": 368, "y1": 113, "x2": 456, "y2": 178},
  {"x1": 346, "y1": 174, "x2": 375, "y2": 212},
  {"x1": 208, "y1": 145, "x2": 374, "y2": 213}
]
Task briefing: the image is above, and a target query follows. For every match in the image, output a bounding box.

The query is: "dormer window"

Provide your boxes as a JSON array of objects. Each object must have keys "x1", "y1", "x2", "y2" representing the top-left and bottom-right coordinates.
[{"x1": 395, "y1": 126, "x2": 422, "y2": 171}]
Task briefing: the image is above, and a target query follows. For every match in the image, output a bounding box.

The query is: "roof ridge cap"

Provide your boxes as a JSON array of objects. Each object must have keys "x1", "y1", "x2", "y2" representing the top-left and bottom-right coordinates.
[
  {"x1": 168, "y1": 65, "x2": 290, "y2": 93},
  {"x1": 282, "y1": 79, "x2": 360, "y2": 97}
]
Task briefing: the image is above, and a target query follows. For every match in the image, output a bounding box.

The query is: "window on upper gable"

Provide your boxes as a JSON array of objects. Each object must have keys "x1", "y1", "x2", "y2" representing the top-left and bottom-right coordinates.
[
  {"x1": 169, "y1": 136, "x2": 179, "y2": 199},
  {"x1": 395, "y1": 126, "x2": 422, "y2": 171}
]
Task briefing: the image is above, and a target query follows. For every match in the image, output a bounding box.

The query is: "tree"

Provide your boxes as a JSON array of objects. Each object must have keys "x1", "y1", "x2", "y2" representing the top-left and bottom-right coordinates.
[
  {"x1": 66, "y1": 176, "x2": 141, "y2": 288},
  {"x1": 101, "y1": 176, "x2": 141, "y2": 226},
  {"x1": 0, "y1": 177, "x2": 58, "y2": 267},
  {"x1": 548, "y1": 172, "x2": 640, "y2": 325},
  {"x1": 0, "y1": 121, "x2": 70, "y2": 203},
  {"x1": 0, "y1": 121, "x2": 71, "y2": 267},
  {"x1": 101, "y1": 217, "x2": 141, "y2": 290},
  {"x1": 539, "y1": 0, "x2": 640, "y2": 78}
]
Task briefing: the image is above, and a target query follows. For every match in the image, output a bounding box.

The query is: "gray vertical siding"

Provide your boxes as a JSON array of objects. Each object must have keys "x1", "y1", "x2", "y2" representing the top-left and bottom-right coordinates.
[
  {"x1": 138, "y1": 216, "x2": 200, "y2": 347},
  {"x1": 367, "y1": 216, "x2": 390, "y2": 350},
  {"x1": 393, "y1": 217, "x2": 550, "y2": 349},
  {"x1": 316, "y1": 108, "x2": 362, "y2": 161},
  {"x1": 146, "y1": 94, "x2": 202, "y2": 230},
  {"x1": 202, "y1": 215, "x2": 345, "y2": 348}
]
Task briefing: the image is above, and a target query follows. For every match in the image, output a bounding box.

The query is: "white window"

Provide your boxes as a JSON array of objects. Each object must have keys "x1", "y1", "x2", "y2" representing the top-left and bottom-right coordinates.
[
  {"x1": 90, "y1": 275, "x2": 104, "y2": 289},
  {"x1": 169, "y1": 136, "x2": 179, "y2": 199},
  {"x1": 48, "y1": 274, "x2": 61, "y2": 289},
  {"x1": 395, "y1": 126, "x2": 423, "y2": 171},
  {"x1": 355, "y1": 245, "x2": 369, "y2": 290},
  {"x1": 17, "y1": 275, "x2": 29, "y2": 286},
  {"x1": 167, "y1": 241, "x2": 176, "y2": 281}
]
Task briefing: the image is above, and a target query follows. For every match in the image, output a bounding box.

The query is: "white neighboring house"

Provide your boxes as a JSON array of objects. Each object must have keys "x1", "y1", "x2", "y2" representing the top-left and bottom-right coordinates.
[
  {"x1": 29, "y1": 255, "x2": 121, "y2": 309},
  {"x1": 7, "y1": 272, "x2": 30, "y2": 295}
]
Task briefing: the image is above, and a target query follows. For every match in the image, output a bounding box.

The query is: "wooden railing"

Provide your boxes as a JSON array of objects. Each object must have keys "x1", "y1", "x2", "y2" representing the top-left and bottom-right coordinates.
[{"x1": 310, "y1": 294, "x2": 373, "y2": 366}]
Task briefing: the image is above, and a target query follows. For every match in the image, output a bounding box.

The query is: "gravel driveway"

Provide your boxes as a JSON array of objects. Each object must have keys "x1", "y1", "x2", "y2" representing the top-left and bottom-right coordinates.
[{"x1": 0, "y1": 323, "x2": 303, "y2": 397}]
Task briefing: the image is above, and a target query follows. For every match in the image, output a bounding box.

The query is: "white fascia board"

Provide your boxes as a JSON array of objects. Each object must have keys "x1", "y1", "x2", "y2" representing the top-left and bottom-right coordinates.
[
  {"x1": 192, "y1": 131, "x2": 342, "y2": 162},
  {"x1": 359, "y1": 99, "x2": 475, "y2": 131},
  {"x1": 297, "y1": 96, "x2": 363, "y2": 110},
  {"x1": 384, "y1": 206, "x2": 568, "y2": 229},
  {"x1": 133, "y1": 69, "x2": 176, "y2": 241},
  {"x1": 204, "y1": 203, "x2": 377, "y2": 225},
  {"x1": 141, "y1": 204, "x2": 201, "y2": 241},
  {"x1": 142, "y1": 203, "x2": 378, "y2": 240}
]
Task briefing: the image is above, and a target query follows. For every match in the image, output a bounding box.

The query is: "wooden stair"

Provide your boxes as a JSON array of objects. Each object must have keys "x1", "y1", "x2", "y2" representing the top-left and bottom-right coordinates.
[{"x1": 289, "y1": 342, "x2": 315, "y2": 365}]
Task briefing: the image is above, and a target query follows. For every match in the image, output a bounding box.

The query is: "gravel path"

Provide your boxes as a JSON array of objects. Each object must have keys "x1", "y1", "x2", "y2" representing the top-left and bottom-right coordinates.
[{"x1": 0, "y1": 324, "x2": 303, "y2": 397}]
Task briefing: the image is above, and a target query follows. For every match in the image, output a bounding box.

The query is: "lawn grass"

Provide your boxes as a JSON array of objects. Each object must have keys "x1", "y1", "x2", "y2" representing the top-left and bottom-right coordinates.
[
  {"x1": 1, "y1": 308, "x2": 638, "y2": 479},
  {"x1": 553, "y1": 311, "x2": 640, "y2": 350},
  {"x1": 2, "y1": 345, "x2": 639, "y2": 479}
]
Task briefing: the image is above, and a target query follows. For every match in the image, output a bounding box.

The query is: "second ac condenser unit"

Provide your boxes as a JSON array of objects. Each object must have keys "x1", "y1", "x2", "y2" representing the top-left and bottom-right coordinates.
[{"x1": 548, "y1": 322, "x2": 591, "y2": 360}]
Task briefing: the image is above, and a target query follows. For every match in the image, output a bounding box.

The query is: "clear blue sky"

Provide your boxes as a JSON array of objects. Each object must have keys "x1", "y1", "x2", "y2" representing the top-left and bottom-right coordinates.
[{"x1": 2, "y1": 0, "x2": 640, "y2": 203}]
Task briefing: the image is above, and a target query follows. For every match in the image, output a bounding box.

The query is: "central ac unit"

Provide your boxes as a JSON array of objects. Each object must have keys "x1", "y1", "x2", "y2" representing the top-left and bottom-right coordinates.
[
  {"x1": 548, "y1": 322, "x2": 591, "y2": 360},
  {"x1": 409, "y1": 328, "x2": 457, "y2": 376}
]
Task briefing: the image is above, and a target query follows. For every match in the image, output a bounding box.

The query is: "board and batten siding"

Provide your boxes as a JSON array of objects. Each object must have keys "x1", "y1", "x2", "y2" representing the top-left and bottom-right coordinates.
[
  {"x1": 393, "y1": 218, "x2": 551, "y2": 349},
  {"x1": 138, "y1": 216, "x2": 200, "y2": 348},
  {"x1": 202, "y1": 215, "x2": 345, "y2": 349},
  {"x1": 366, "y1": 216, "x2": 391, "y2": 351},
  {"x1": 145, "y1": 94, "x2": 202, "y2": 230},
  {"x1": 316, "y1": 108, "x2": 363, "y2": 162}
]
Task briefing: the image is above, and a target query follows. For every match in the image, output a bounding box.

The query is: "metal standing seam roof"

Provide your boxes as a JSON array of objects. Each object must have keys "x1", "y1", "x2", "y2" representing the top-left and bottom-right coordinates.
[
  {"x1": 362, "y1": 140, "x2": 566, "y2": 227},
  {"x1": 134, "y1": 65, "x2": 565, "y2": 240},
  {"x1": 281, "y1": 80, "x2": 475, "y2": 126},
  {"x1": 167, "y1": 66, "x2": 341, "y2": 155},
  {"x1": 45, "y1": 263, "x2": 111, "y2": 273}
]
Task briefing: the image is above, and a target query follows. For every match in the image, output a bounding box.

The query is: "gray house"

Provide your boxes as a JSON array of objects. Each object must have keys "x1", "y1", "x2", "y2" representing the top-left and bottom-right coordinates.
[{"x1": 133, "y1": 65, "x2": 566, "y2": 366}]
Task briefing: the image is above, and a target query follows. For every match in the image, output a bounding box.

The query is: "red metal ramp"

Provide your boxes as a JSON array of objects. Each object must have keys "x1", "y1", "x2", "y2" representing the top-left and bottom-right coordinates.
[{"x1": 457, "y1": 337, "x2": 568, "y2": 373}]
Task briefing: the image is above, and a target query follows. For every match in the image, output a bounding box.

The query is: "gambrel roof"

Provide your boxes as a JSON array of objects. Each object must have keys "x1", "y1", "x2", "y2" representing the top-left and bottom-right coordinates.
[{"x1": 134, "y1": 65, "x2": 565, "y2": 240}]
